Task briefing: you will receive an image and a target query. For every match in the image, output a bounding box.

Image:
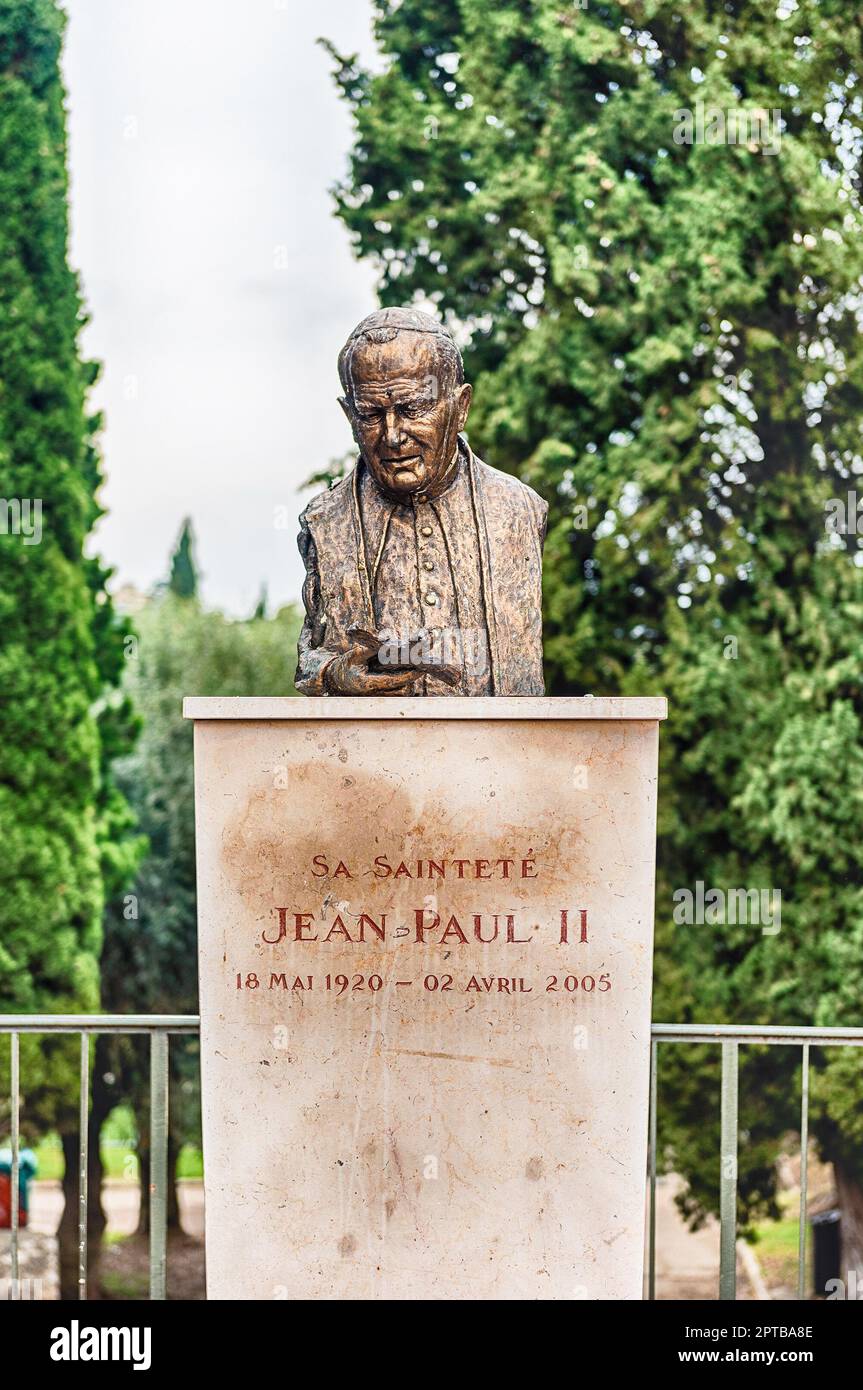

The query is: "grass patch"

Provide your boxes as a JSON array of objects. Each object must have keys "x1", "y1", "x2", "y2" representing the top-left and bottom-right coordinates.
[
  {"x1": 101, "y1": 1269, "x2": 149, "y2": 1300},
  {"x1": 752, "y1": 1193, "x2": 808, "y2": 1293},
  {"x1": 177, "y1": 1144, "x2": 203, "y2": 1180},
  {"x1": 30, "y1": 1115, "x2": 203, "y2": 1184},
  {"x1": 32, "y1": 1134, "x2": 63, "y2": 1182}
]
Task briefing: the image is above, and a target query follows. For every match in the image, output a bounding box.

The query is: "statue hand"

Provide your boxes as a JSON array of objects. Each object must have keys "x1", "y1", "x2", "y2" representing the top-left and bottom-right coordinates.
[{"x1": 324, "y1": 632, "x2": 420, "y2": 695}]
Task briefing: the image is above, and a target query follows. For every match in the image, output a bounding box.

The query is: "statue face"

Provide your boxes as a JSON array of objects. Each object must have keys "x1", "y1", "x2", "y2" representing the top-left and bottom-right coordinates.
[{"x1": 340, "y1": 333, "x2": 472, "y2": 499}]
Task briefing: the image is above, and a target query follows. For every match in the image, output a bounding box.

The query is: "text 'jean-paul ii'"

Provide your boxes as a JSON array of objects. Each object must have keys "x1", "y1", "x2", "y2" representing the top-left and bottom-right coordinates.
[{"x1": 261, "y1": 853, "x2": 590, "y2": 947}]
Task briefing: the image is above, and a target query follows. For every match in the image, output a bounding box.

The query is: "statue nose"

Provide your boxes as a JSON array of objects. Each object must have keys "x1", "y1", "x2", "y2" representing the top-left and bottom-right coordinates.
[{"x1": 384, "y1": 409, "x2": 406, "y2": 449}]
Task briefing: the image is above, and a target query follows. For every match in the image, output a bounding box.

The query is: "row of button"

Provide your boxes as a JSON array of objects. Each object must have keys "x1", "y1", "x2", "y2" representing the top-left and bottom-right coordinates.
[
  {"x1": 420, "y1": 522, "x2": 437, "y2": 603},
  {"x1": 415, "y1": 520, "x2": 439, "y2": 603}
]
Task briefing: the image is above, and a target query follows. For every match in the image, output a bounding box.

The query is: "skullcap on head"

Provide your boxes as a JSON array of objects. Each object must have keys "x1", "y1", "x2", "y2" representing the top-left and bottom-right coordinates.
[
  {"x1": 338, "y1": 306, "x2": 464, "y2": 390},
  {"x1": 346, "y1": 306, "x2": 453, "y2": 340}
]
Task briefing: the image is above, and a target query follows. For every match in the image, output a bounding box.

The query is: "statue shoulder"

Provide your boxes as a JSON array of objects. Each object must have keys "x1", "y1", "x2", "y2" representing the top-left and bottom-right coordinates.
[
  {"x1": 300, "y1": 467, "x2": 358, "y2": 528},
  {"x1": 472, "y1": 454, "x2": 548, "y2": 527}
]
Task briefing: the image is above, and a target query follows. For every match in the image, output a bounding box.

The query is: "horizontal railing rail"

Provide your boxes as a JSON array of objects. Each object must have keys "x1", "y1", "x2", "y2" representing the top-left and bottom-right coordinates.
[
  {"x1": 0, "y1": 1014, "x2": 200, "y2": 1033},
  {"x1": 652, "y1": 1022, "x2": 863, "y2": 1046},
  {"x1": 3, "y1": 1016, "x2": 862, "y2": 1301}
]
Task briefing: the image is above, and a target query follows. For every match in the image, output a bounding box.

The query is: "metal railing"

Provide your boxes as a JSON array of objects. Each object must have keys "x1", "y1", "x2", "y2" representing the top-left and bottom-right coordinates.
[
  {"x1": 1, "y1": 1015, "x2": 199, "y2": 1300},
  {"x1": 648, "y1": 1023, "x2": 863, "y2": 1301},
  {"x1": 4, "y1": 1016, "x2": 863, "y2": 1300}
]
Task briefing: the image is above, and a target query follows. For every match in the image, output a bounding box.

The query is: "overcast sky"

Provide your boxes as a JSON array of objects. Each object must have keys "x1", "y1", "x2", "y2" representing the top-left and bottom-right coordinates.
[{"x1": 63, "y1": 0, "x2": 380, "y2": 615}]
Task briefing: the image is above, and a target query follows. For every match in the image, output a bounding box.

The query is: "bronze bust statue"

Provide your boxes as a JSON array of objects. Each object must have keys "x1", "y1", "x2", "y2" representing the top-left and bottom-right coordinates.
[{"x1": 295, "y1": 307, "x2": 547, "y2": 696}]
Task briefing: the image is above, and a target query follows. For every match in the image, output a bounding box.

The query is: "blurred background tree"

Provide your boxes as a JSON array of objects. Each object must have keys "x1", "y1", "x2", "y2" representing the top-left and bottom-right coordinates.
[
  {"x1": 89, "y1": 527, "x2": 300, "y2": 1288},
  {"x1": 167, "y1": 517, "x2": 199, "y2": 600},
  {"x1": 324, "y1": 0, "x2": 863, "y2": 1268},
  {"x1": 0, "y1": 0, "x2": 143, "y2": 1296},
  {"x1": 0, "y1": 2, "x2": 301, "y2": 1290}
]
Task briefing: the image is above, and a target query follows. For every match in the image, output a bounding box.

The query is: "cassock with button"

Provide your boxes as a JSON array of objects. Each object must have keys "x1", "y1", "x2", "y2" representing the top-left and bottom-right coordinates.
[{"x1": 296, "y1": 437, "x2": 547, "y2": 696}]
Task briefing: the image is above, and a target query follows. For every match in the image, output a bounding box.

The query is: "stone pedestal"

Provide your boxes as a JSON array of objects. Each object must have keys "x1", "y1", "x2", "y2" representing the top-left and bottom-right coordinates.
[{"x1": 184, "y1": 696, "x2": 665, "y2": 1300}]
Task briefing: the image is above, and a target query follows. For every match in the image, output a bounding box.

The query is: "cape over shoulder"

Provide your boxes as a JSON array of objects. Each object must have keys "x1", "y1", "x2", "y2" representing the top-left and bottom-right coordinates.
[
  {"x1": 300, "y1": 466, "x2": 359, "y2": 526},
  {"x1": 472, "y1": 454, "x2": 548, "y2": 525}
]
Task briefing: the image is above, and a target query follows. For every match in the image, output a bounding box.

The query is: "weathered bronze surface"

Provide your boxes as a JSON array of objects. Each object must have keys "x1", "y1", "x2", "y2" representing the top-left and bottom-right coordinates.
[{"x1": 296, "y1": 307, "x2": 547, "y2": 696}]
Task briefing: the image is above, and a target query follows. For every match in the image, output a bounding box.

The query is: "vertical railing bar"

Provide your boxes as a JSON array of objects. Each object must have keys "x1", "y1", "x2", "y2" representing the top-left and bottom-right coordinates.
[
  {"x1": 10, "y1": 1031, "x2": 20, "y2": 1295},
  {"x1": 149, "y1": 1031, "x2": 169, "y2": 1300},
  {"x1": 78, "y1": 1032, "x2": 89, "y2": 1300},
  {"x1": 719, "y1": 1039, "x2": 738, "y2": 1301},
  {"x1": 648, "y1": 1038, "x2": 658, "y2": 1300},
  {"x1": 798, "y1": 1042, "x2": 810, "y2": 1300}
]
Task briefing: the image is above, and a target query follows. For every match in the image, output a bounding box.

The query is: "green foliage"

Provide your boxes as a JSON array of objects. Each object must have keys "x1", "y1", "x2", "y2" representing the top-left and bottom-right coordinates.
[
  {"x1": 326, "y1": 0, "x2": 863, "y2": 1227},
  {"x1": 0, "y1": 0, "x2": 139, "y2": 1131},
  {"x1": 99, "y1": 588, "x2": 302, "y2": 1146}
]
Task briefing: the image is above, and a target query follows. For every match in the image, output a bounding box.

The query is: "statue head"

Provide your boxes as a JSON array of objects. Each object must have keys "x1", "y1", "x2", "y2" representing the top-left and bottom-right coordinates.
[{"x1": 338, "y1": 307, "x2": 473, "y2": 501}]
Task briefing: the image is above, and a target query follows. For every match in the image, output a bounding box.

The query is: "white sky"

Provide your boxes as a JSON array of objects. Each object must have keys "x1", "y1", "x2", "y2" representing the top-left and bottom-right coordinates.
[{"x1": 63, "y1": 0, "x2": 380, "y2": 615}]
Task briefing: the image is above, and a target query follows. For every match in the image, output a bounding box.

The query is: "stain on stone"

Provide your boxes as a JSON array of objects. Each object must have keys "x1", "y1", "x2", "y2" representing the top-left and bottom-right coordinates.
[
  {"x1": 385, "y1": 1198, "x2": 397, "y2": 1219},
  {"x1": 221, "y1": 755, "x2": 587, "y2": 936},
  {"x1": 526, "y1": 1156, "x2": 544, "y2": 1182},
  {"x1": 338, "y1": 1234, "x2": 357, "y2": 1257}
]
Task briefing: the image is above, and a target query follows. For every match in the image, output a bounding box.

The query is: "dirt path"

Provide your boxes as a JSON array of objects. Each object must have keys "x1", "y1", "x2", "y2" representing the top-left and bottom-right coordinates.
[{"x1": 650, "y1": 1174, "x2": 760, "y2": 1300}]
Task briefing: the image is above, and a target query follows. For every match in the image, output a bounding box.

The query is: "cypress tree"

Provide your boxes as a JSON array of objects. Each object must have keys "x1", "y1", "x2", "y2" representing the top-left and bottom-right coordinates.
[
  {"x1": 0, "y1": 0, "x2": 139, "y2": 1292},
  {"x1": 167, "y1": 516, "x2": 199, "y2": 599}
]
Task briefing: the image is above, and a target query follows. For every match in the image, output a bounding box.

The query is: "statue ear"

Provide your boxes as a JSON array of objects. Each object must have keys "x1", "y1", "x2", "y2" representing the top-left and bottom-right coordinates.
[{"x1": 456, "y1": 382, "x2": 473, "y2": 430}]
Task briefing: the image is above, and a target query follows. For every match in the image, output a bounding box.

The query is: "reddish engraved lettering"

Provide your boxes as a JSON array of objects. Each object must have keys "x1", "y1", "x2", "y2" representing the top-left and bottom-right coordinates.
[
  {"x1": 316, "y1": 854, "x2": 540, "y2": 881},
  {"x1": 559, "y1": 909, "x2": 589, "y2": 944}
]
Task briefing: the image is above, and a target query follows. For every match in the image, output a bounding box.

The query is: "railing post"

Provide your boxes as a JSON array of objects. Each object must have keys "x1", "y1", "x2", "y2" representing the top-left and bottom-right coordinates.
[
  {"x1": 10, "y1": 1031, "x2": 19, "y2": 1296},
  {"x1": 149, "y1": 1031, "x2": 169, "y2": 1300},
  {"x1": 78, "y1": 1032, "x2": 89, "y2": 1300},
  {"x1": 798, "y1": 1042, "x2": 810, "y2": 1298},
  {"x1": 647, "y1": 1038, "x2": 657, "y2": 1300},
  {"x1": 719, "y1": 1039, "x2": 738, "y2": 1300}
]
